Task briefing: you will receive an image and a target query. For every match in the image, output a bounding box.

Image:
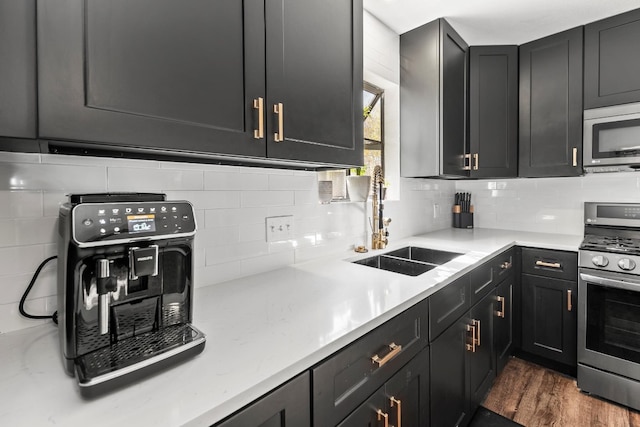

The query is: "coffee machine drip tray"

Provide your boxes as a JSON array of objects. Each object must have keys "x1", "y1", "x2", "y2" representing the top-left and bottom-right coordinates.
[{"x1": 74, "y1": 324, "x2": 205, "y2": 397}]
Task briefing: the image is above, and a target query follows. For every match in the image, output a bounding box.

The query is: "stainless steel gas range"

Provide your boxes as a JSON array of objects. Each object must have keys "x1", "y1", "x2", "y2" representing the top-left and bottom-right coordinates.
[{"x1": 578, "y1": 202, "x2": 640, "y2": 411}]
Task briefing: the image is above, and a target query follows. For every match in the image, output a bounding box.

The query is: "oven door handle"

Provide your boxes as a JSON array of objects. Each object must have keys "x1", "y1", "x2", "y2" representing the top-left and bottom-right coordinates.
[{"x1": 580, "y1": 272, "x2": 640, "y2": 291}]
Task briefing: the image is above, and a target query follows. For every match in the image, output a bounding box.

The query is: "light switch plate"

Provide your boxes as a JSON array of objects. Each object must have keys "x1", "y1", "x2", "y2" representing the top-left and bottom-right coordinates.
[{"x1": 265, "y1": 215, "x2": 294, "y2": 242}]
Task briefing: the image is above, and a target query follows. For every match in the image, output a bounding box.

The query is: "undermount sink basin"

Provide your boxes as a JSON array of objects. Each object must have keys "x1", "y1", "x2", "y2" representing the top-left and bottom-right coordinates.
[{"x1": 353, "y1": 246, "x2": 462, "y2": 277}]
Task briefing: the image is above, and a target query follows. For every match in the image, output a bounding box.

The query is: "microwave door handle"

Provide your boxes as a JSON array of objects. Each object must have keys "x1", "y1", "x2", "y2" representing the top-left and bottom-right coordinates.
[{"x1": 580, "y1": 272, "x2": 640, "y2": 291}]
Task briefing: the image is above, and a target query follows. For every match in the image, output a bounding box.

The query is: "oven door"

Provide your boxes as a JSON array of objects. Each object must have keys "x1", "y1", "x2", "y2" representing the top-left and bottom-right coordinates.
[{"x1": 578, "y1": 269, "x2": 640, "y2": 381}]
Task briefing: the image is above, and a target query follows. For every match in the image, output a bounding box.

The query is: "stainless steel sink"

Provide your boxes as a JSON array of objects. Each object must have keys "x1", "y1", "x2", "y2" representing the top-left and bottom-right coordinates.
[
  {"x1": 353, "y1": 246, "x2": 462, "y2": 276},
  {"x1": 385, "y1": 246, "x2": 462, "y2": 265}
]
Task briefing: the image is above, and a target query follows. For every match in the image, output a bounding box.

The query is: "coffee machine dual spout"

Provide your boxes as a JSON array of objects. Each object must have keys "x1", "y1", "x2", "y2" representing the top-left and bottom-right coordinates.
[{"x1": 58, "y1": 193, "x2": 205, "y2": 397}]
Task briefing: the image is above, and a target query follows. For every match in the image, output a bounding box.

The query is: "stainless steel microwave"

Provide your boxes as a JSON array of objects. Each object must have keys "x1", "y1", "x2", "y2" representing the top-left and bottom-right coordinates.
[{"x1": 584, "y1": 102, "x2": 640, "y2": 172}]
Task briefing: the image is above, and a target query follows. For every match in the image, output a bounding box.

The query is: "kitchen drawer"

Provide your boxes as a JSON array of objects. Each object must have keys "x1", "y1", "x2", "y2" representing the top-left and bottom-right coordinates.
[
  {"x1": 493, "y1": 247, "x2": 515, "y2": 283},
  {"x1": 429, "y1": 274, "x2": 470, "y2": 341},
  {"x1": 312, "y1": 299, "x2": 428, "y2": 427},
  {"x1": 521, "y1": 247, "x2": 577, "y2": 281},
  {"x1": 469, "y1": 248, "x2": 515, "y2": 306}
]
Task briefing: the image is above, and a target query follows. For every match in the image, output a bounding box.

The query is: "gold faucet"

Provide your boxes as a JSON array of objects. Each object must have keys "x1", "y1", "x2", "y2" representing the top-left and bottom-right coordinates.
[{"x1": 371, "y1": 166, "x2": 391, "y2": 249}]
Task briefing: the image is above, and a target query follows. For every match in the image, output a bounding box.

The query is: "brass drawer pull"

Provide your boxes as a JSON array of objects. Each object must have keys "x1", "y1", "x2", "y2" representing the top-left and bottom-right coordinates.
[
  {"x1": 253, "y1": 97, "x2": 264, "y2": 139},
  {"x1": 473, "y1": 153, "x2": 479, "y2": 170},
  {"x1": 535, "y1": 260, "x2": 561, "y2": 269},
  {"x1": 572, "y1": 147, "x2": 578, "y2": 167},
  {"x1": 567, "y1": 289, "x2": 572, "y2": 312},
  {"x1": 466, "y1": 323, "x2": 477, "y2": 353},
  {"x1": 371, "y1": 342, "x2": 402, "y2": 367},
  {"x1": 390, "y1": 397, "x2": 402, "y2": 427},
  {"x1": 496, "y1": 295, "x2": 505, "y2": 318},
  {"x1": 500, "y1": 261, "x2": 512, "y2": 270},
  {"x1": 474, "y1": 319, "x2": 481, "y2": 347},
  {"x1": 377, "y1": 409, "x2": 389, "y2": 427},
  {"x1": 273, "y1": 102, "x2": 284, "y2": 142}
]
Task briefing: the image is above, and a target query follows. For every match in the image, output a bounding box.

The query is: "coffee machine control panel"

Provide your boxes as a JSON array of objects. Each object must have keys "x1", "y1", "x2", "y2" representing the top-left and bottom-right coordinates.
[{"x1": 72, "y1": 201, "x2": 196, "y2": 245}]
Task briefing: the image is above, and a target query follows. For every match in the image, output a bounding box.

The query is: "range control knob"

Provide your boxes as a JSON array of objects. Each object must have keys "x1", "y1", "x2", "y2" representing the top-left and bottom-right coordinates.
[
  {"x1": 592, "y1": 255, "x2": 609, "y2": 267},
  {"x1": 618, "y1": 258, "x2": 637, "y2": 271}
]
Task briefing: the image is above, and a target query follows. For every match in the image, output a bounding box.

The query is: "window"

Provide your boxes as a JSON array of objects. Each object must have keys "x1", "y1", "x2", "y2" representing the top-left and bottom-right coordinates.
[
  {"x1": 360, "y1": 82, "x2": 384, "y2": 177},
  {"x1": 317, "y1": 81, "x2": 385, "y2": 202}
]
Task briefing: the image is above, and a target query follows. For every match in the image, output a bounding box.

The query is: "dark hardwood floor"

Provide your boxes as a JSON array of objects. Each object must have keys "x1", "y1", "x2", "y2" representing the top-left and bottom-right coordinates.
[{"x1": 482, "y1": 357, "x2": 640, "y2": 427}]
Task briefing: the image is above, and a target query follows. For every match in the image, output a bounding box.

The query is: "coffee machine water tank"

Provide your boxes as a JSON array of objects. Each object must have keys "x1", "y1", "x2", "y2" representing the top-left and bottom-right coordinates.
[{"x1": 57, "y1": 193, "x2": 205, "y2": 397}]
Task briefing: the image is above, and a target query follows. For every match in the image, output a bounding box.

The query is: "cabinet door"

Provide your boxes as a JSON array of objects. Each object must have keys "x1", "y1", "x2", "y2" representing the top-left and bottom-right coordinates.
[
  {"x1": 431, "y1": 317, "x2": 470, "y2": 427},
  {"x1": 468, "y1": 292, "x2": 496, "y2": 410},
  {"x1": 494, "y1": 278, "x2": 513, "y2": 376},
  {"x1": 0, "y1": 0, "x2": 36, "y2": 139},
  {"x1": 265, "y1": 0, "x2": 363, "y2": 166},
  {"x1": 441, "y1": 19, "x2": 469, "y2": 177},
  {"x1": 38, "y1": 0, "x2": 265, "y2": 158},
  {"x1": 521, "y1": 274, "x2": 577, "y2": 366},
  {"x1": 336, "y1": 389, "x2": 386, "y2": 427},
  {"x1": 585, "y1": 8, "x2": 640, "y2": 108},
  {"x1": 519, "y1": 27, "x2": 583, "y2": 177},
  {"x1": 469, "y1": 46, "x2": 518, "y2": 178},
  {"x1": 384, "y1": 348, "x2": 430, "y2": 427},
  {"x1": 215, "y1": 372, "x2": 310, "y2": 427}
]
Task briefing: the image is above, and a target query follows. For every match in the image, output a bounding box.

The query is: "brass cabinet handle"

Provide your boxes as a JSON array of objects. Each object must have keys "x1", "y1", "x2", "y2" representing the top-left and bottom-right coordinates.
[
  {"x1": 535, "y1": 260, "x2": 561, "y2": 269},
  {"x1": 473, "y1": 153, "x2": 479, "y2": 170},
  {"x1": 253, "y1": 97, "x2": 264, "y2": 139},
  {"x1": 371, "y1": 342, "x2": 402, "y2": 367},
  {"x1": 463, "y1": 153, "x2": 472, "y2": 171},
  {"x1": 466, "y1": 323, "x2": 477, "y2": 352},
  {"x1": 390, "y1": 397, "x2": 402, "y2": 427},
  {"x1": 474, "y1": 319, "x2": 481, "y2": 347},
  {"x1": 567, "y1": 289, "x2": 572, "y2": 312},
  {"x1": 273, "y1": 102, "x2": 284, "y2": 142},
  {"x1": 377, "y1": 409, "x2": 389, "y2": 427},
  {"x1": 572, "y1": 147, "x2": 578, "y2": 167},
  {"x1": 496, "y1": 295, "x2": 505, "y2": 318},
  {"x1": 500, "y1": 261, "x2": 512, "y2": 270}
]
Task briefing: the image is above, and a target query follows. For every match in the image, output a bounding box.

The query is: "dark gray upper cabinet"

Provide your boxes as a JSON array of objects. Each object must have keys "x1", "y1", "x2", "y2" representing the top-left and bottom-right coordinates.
[
  {"x1": 265, "y1": 0, "x2": 363, "y2": 166},
  {"x1": 400, "y1": 18, "x2": 468, "y2": 178},
  {"x1": 585, "y1": 8, "x2": 640, "y2": 109},
  {"x1": 469, "y1": 46, "x2": 518, "y2": 178},
  {"x1": 518, "y1": 27, "x2": 583, "y2": 178},
  {"x1": 0, "y1": 0, "x2": 37, "y2": 139},
  {"x1": 37, "y1": 0, "x2": 363, "y2": 168}
]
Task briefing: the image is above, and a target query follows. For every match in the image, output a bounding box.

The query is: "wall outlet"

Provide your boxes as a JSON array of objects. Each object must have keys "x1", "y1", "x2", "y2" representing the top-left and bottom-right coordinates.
[{"x1": 265, "y1": 215, "x2": 295, "y2": 242}]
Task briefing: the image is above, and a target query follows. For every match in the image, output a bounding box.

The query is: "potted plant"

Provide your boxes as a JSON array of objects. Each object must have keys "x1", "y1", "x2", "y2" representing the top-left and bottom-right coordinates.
[{"x1": 346, "y1": 167, "x2": 371, "y2": 202}]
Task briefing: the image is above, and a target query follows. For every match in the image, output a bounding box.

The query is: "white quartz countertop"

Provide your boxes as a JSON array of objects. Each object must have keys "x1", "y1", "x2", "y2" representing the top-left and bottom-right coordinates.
[{"x1": 0, "y1": 228, "x2": 582, "y2": 426}]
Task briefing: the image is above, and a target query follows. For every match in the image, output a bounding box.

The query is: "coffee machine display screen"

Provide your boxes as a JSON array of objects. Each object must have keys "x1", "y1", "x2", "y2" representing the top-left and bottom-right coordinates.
[{"x1": 127, "y1": 214, "x2": 156, "y2": 233}]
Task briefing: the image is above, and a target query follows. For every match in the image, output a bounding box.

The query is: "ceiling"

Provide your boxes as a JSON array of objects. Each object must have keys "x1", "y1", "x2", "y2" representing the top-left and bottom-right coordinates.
[{"x1": 364, "y1": 0, "x2": 640, "y2": 45}]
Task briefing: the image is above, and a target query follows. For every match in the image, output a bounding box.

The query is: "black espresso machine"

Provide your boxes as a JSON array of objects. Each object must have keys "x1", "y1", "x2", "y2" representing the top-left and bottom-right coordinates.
[{"x1": 57, "y1": 193, "x2": 205, "y2": 397}]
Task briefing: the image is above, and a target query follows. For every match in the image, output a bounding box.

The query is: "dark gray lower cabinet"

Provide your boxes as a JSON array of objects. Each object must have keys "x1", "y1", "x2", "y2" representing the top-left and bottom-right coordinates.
[
  {"x1": 494, "y1": 277, "x2": 514, "y2": 375},
  {"x1": 521, "y1": 274, "x2": 577, "y2": 366},
  {"x1": 520, "y1": 247, "x2": 578, "y2": 367},
  {"x1": 469, "y1": 292, "x2": 496, "y2": 409},
  {"x1": 337, "y1": 348, "x2": 430, "y2": 427},
  {"x1": 431, "y1": 315, "x2": 470, "y2": 427},
  {"x1": 430, "y1": 291, "x2": 496, "y2": 427},
  {"x1": 214, "y1": 372, "x2": 310, "y2": 427}
]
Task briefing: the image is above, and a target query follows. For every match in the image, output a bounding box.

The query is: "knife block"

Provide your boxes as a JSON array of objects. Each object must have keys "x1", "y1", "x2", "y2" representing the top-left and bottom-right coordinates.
[{"x1": 452, "y1": 205, "x2": 474, "y2": 229}]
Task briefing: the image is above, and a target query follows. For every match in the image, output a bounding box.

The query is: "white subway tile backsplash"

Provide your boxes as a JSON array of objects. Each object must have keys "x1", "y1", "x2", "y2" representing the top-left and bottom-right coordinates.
[
  {"x1": 268, "y1": 173, "x2": 316, "y2": 191},
  {"x1": 107, "y1": 167, "x2": 203, "y2": 191},
  {"x1": 165, "y1": 190, "x2": 241, "y2": 210},
  {"x1": 241, "y1": 190, "x2": 294, "y2": 208},
  {"x1": 0, "y1": 191, "x2": 42, "y2": 218},
  {"x1": 0, "y1": 246, "x2": 46, "y2": 277},
  {"x1": 0, "y1": 163, "x2": 107, "y2": 192},
  {"x1": 0, "y1": 220, "x2": 17, "y2": 248},
  {"x1": 15, "y1": 217, "x2": 58, "y2": 246},
  {"x1": 204, "y1": 170, "x2": 268, "y2": 191}
]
